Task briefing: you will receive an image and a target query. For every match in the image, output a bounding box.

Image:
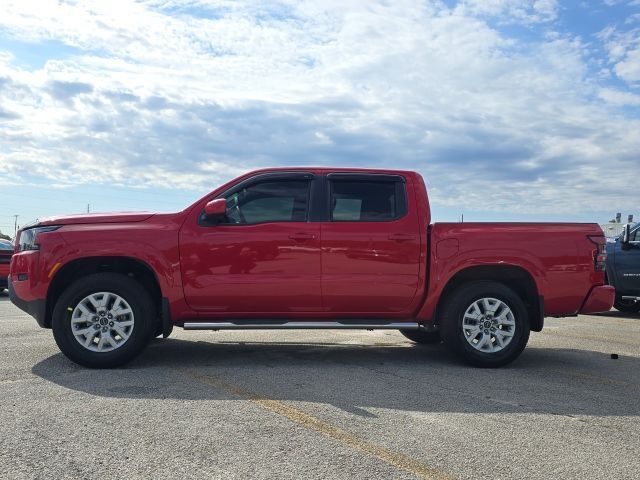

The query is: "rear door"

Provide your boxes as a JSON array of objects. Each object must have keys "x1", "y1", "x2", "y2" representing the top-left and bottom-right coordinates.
[{"x1": 320, "y1": 173, "x2": 422, "y2": 315}]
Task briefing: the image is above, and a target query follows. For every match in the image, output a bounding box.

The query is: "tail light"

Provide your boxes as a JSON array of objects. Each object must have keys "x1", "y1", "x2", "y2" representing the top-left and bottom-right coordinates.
[{"x1": 588, "y1": 235, "x2": 607, "y2": 271}]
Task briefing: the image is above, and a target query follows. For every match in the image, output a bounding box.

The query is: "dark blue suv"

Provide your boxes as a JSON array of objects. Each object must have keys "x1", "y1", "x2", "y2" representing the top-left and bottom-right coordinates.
[{"x1": 606, "y1": 222, "x2": 640, "y2": 313}]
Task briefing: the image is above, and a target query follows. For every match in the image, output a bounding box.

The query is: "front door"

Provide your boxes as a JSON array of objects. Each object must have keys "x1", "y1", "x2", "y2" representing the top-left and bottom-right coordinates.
[
  {"x1": 179, "y1": 173, "x2": 322, "y2": 315},
  {"x1": 320, "y1": 173, "x2": 422, "y2": 315}
]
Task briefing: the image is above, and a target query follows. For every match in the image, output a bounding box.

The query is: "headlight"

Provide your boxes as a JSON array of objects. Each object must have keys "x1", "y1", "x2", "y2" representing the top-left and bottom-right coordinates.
[{"x1": 17, "y1": 226, "x2": 60, "y2": 251}]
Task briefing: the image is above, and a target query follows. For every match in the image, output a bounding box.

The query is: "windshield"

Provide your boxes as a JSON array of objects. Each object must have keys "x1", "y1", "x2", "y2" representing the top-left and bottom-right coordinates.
[{"x1": 618, "y1": 222, "x2": 640, "y2": 242}]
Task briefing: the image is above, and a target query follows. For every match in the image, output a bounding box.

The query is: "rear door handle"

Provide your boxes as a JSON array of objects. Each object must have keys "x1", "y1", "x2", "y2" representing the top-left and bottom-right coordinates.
[
  {"x1": 289, "y1": 233, "x2": 317, "y2": 241},
  {"x1": 388, "y1": 233, "x2": 416, "y2": 242}
]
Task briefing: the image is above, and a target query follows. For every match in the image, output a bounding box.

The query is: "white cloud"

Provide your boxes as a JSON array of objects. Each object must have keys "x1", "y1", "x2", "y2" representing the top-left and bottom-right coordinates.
[
  {"x1": 0, "y1": 0, "x2": 638, "y2": 216},
  {"x1": 598, "y1": 24, "x2": 640, "y2": 84},
  {"x1": 599, "y1": 87, "x2": 640, "y2": 105},
  {"x1": 615, "y1": 45, "x2": 640, "y2": 82},
  {"x1": 603, "y1": 0, "x2": 640, "y2": 6},
  {"x1": 455, "y1": 0, "x2": 559, "y2": 24}
]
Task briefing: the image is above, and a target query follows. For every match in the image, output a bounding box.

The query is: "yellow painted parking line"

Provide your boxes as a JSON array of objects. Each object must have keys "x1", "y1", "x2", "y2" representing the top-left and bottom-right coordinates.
[
  {"x1": 0, "y1": 377, "x2": 39, "y2": 385},
  {"x1": 545, "y1": 369, "x2": 640, "y2": 390},
  {"x1": 542, "y1": 331, "x2": 639, "y2": 347},
  {"x1": 181, "y1": 368, "x2": 455, "y2": 480}
]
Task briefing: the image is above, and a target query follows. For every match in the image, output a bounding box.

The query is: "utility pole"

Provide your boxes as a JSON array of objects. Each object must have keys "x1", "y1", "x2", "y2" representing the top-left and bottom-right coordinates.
[
  {"x1": 13, "y1": 215, "x2": 18, "y2": 236},
  {"x1": 87, "y1": 204, "x2": 90, "y2": 213}
]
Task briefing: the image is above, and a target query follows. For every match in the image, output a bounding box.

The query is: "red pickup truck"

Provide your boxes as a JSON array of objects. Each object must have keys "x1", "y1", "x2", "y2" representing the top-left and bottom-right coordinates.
[{"x1": 9, "y1": 168, "x2": 614, "y2": 368}]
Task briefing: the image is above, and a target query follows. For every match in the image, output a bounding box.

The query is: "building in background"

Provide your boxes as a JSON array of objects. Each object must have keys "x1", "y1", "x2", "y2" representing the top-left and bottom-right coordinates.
[{"x1": 600, "y1": 213, "x2": 635, "y2": 240}]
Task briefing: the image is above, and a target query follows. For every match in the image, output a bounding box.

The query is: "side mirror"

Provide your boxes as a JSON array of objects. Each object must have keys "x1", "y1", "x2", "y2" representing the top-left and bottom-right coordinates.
[
  {"x1": 622, "y1": 223, "x2": 631, "y2": 245},
  {"x1": 204, "y1": 198, "x2": 227, "y2": 217}
]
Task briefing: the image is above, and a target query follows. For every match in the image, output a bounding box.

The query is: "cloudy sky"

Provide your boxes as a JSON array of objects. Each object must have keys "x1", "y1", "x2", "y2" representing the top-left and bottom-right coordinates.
[{"x1": 0, "y1": 0, "x2": 639, "y2": 233}]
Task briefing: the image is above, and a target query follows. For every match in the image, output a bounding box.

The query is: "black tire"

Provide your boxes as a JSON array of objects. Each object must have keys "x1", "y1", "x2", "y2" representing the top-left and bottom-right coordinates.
[
  {"x1": 399, "y1": 329, "x2": 441, "y2": 344},
  {"x1": 154, "y1": 319, "x2": 173, "y2": 338},
  {"x1": 614, "y1": 296, "x2": 640, "y2": 313},
  {"x1": 154, "y1": 323, "x2": 164, "y2": 338},
  {"x1": 52, "y1": 273, "x2": 156, "y2": 368},
  {"x1": 439, "y1": 281, "x2": 530, "y2": 368}
]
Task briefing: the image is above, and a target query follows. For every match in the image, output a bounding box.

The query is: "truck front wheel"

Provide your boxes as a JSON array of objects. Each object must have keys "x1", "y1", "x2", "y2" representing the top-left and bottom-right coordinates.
[
  {"x1": 52, "y1": 273, "x2": 156, "y2": 368},
  {"x1": 440, "y1": 281, "x2": 530, "y2": 368}
]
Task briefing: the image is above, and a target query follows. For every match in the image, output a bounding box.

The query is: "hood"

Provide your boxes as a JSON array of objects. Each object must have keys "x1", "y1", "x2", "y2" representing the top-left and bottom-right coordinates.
[{"x1": 36, "y1": 212, "x2": 155, "y2": 227}]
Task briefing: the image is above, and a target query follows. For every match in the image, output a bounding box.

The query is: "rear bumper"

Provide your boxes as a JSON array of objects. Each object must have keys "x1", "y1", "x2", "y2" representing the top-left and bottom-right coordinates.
[
  {"x1": 8, "y1": 277, "x2": 48, "y2": 328},
  {"x1": 580, "y1": 285, "x2": 615, "y2": 314}
]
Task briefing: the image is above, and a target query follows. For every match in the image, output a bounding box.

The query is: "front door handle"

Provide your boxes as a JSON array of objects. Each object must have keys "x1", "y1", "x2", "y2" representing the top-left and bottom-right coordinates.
[
  {"x1": 388, "y1": 233, "x2": 415, "y2": 242},
  {"x1": 289, "y1": 233, "x2": 317, "y2": 241}
]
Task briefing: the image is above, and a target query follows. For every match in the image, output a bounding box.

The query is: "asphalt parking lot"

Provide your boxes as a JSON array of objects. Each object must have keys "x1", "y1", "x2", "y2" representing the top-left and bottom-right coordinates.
[{"x1": 0, "y1": 291, "x2": 638, "y2": 480}]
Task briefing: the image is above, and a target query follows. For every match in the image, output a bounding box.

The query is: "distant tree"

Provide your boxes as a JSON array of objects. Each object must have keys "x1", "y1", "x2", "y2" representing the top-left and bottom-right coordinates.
[{"x1": 0, "y1": 231, "x2": 11, "y2": 241}]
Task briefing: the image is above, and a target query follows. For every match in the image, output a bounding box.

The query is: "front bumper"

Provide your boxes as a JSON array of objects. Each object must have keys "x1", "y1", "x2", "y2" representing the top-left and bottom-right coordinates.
[
  {"x1": 580, "y1": 285, "x2": 615, "y2": 314},
  {"x1": 8, "y1": 277, "x2": 48, "y2": 328}
]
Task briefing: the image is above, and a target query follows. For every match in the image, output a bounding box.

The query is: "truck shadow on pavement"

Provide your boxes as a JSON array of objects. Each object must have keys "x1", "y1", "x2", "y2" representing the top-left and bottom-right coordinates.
[
  {"x1": 593, "y1": 310, "x2": 640, "y2": 320},
  {"x1": 31, "y1": 338, "x2": 640, "y2": 418}
]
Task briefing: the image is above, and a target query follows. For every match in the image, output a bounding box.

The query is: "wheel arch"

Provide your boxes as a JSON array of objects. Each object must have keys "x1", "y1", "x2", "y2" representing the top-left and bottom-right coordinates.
[
  {"x1": 45, "y1": 256, "x2": 162, "y2": 328},
  {"x1": 436, "y1": 265, "x2": 543, "y2": 332}
]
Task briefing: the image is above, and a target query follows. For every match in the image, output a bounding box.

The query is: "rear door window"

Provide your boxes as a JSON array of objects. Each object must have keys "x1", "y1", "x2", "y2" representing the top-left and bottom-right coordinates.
[{"x1": 329, "y1": 179, "x2": 406, "y2": 222}]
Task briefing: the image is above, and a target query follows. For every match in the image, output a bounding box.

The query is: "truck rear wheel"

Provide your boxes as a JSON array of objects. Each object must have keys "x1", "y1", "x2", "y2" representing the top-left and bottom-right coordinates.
[
  {"x1": 440, "y1": 281, "x2": 530, "y2": 368},
  {"x1": 399, "y1": 329, "x2": 441, "y2": 344},
  {"x1": 52, "y1": 273, "x2": 156, "y2": 368}
]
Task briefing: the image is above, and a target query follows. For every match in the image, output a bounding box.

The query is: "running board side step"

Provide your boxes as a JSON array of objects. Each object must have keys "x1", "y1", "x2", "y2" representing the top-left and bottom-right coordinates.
[
  {"x1": 182, "y1": 321, "x2": 422, "y2": 331},
  {"x1": 621, "y1": 296, "x2": 640, "y2": 302}
]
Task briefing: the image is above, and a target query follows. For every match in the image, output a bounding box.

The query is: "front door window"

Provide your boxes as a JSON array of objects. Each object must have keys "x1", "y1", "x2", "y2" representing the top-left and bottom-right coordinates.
[{"x1": 224, "y1": 180, "x2": 310, "y2": 224}]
